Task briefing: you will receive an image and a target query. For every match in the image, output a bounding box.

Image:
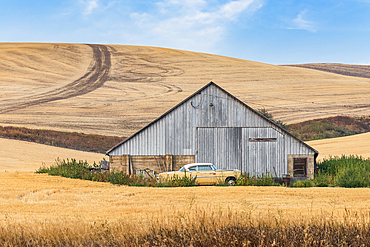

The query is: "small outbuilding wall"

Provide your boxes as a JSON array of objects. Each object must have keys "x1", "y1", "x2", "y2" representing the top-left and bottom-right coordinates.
[{"x1": 109, "y1": 154, "x2": 195, "y2": 175}]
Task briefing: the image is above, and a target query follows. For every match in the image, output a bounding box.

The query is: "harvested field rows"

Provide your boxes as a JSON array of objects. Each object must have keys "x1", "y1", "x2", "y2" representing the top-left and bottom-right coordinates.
[{"x1": 1, "y1": 43, "x2": 370, "y2": 137}]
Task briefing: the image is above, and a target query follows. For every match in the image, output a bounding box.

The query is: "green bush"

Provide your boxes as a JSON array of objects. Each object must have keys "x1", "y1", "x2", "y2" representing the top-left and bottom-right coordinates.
[
  {"x1": 337, "y1": 167, "x2": 370, "y2": 188},
  {"x1": 37, "y1": 158, "x2": 198, "y2": 187},
  {"x1": 313, "y1": 155, "x2": 370, "y2": 187},
  {"x1": 292, "y1": 180, "x2": 313, "y2": 188},
  {"x1": 157, "y1": 173, "x2": 196, "y2": 187},
  {"x1": 315, "y1": 182, "x2": 329, "y2": 187},
  {"x1": 236, "y1": 172, "x2": 278, "y2": 186}
]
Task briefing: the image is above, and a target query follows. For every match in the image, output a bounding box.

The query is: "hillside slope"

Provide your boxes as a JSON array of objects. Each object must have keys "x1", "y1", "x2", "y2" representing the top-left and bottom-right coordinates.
[
  {"x1": 287, "y1": 63, "x2": 370, "y2": 79},
  {"x1": 1, "y1": 43, "x2": 370, "y2": 137},
  {"x1": 307, "y1": 132, "x2": 370, "y2": 161},
  {"x1": 0, "y1": 138, "x2": 104, "y2": 172}
]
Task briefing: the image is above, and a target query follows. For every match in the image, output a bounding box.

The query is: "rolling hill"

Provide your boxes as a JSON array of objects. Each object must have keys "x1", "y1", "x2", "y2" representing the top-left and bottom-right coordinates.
[
  {"x1": 0, "y1": 138, "x2": 104, "y2": 172},
  {"x1": 307, "y1": 132, "x2": 370, "y2": 161},
  {"x1": 1, "y1": 43, "x2": 370, "y2": 137},
  {"x1": 287, "y1": 63, "x2": 370, "y2": 79}
]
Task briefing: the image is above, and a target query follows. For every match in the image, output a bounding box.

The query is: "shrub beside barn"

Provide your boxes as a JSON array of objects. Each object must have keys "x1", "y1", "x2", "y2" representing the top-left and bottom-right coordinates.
[{"x1": 106, "y1": 82, "x2": 318, "y2": 179}]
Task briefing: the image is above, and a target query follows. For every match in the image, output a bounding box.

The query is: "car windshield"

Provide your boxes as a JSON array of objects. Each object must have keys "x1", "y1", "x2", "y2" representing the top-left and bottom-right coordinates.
[
  {"x1": 211, "y1": 164, "x2": 217, "y2": 170},
  {"x1": 179, "y1": 167, "x2": 185, "y2": 172}
]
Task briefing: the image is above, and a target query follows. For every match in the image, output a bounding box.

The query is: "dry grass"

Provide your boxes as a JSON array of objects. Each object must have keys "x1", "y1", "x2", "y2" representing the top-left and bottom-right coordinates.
[
  {"x1": 1, "y1": 43, "x2": 370, "y2": 137},
  {"x1": 0, "y1": 138, "x2": 104, "y2": 172},
  {"x1": 2, "y1": 43, "x2": 370, "y2": 245},
  {"x1": 288, "y1": 63, "x2": 370, "y2": 79},
  {"x1": 307, "y1": 132, "x2": 370, "y2": 161},
  {"x1": 1, "y1": 171, "x2": 370, "y2": 245},
  {"x1": 3, "y1": 171, "x2": 369, "y2": 222}
]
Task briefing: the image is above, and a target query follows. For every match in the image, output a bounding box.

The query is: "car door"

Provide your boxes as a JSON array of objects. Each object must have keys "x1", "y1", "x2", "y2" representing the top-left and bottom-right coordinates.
[{"x1": 196, "y1": 165, "x2": 217, "y2": 185}]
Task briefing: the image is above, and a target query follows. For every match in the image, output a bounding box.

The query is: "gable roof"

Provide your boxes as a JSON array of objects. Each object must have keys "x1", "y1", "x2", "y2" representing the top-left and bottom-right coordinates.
[{"x1": 106, "y1": 81, "x2": 318, "y2": 155}]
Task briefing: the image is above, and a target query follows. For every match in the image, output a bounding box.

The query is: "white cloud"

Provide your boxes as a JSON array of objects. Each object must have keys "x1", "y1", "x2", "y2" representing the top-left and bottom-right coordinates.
[
  {"x1": 129, "y1": 0, "x2": 262, "y2": 52},
  {"x1": 289, "y1": 10, "x2": 317, "y2": 32},
  {"x1": 219, "y1": 0, "x2": 255, "y2": 19},
  {"x1": 82, "y1": 0, "x2": 98, "y2": 15}
]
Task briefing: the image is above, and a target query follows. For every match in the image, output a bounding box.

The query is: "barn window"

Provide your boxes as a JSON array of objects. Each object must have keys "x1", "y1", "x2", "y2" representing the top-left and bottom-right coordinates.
[{"x1": 293, "y1": 158, "x2": 307, "y2": 177}]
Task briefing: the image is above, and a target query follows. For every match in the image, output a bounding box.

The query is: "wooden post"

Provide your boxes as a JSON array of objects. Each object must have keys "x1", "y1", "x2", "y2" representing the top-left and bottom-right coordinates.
[
  {"x1": 122, "y1": 155, "x2": 130, "y2": 175},
  {"x1": 165, "y1": 154, "x2": 173, "y2": 171},
  {"x1": 129, "y1": 155, "x2": 133, "y2": 175}
]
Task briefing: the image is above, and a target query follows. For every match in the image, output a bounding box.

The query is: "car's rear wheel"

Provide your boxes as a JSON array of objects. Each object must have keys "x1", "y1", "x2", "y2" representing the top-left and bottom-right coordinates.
[{"x1": 225, "y1": 177, "x2": 236, "y2": 186}]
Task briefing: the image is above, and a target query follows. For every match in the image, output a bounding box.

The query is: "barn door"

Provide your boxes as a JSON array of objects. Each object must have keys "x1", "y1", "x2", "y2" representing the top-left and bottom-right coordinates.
[
  {"x1": 242, "y1": 128, "x2": 282, "y2": 176},
  {"x1": 197, "y1": 128, "x2": 242, "y2": 170}
]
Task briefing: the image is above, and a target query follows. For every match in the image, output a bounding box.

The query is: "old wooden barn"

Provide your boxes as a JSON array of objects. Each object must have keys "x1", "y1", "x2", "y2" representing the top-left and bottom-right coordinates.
[{"x1": 106, "y1": 82, "x2": 318, "y2": 179}]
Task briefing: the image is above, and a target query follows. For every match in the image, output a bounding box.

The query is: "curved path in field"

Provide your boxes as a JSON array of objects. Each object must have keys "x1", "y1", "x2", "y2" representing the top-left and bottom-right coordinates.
[{"x1": 0, "y1": 44, "x2": 111, "y2": 114}]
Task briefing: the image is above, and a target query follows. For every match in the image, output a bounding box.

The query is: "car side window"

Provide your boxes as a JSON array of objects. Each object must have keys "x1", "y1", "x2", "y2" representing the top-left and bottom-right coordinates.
[
  {"x1": 188, "y1": 166, "x2": 197, "y2": 171},
  {"x1": 197, "y1": 165, "x2": 213, "y2": 171}
]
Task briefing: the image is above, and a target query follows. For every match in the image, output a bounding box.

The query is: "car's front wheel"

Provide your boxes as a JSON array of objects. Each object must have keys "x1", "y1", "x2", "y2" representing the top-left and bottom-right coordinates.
[{"x1": 225, "y1": 177, "x2": 236, "y2": 186}]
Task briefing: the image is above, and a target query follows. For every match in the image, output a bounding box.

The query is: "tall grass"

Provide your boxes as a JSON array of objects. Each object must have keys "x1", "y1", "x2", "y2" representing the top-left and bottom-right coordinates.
[
  {"x1": 1, "y1": 208, "x2": 369, "y2": 246},
  {"x1": 314, "y1": 155, "x2": 370, "y2": 187}
]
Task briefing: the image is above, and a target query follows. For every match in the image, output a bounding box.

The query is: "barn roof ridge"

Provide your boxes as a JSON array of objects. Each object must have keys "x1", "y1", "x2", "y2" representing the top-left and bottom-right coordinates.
[{"x1": 106, "y1": 81, "x2": 318, "y2": 155}]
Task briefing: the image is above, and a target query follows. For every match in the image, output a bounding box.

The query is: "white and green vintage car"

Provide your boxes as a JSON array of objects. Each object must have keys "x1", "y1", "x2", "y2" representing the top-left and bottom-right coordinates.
[{"x1": 158, "y1": 163, "x2": 241, "y2": 185}]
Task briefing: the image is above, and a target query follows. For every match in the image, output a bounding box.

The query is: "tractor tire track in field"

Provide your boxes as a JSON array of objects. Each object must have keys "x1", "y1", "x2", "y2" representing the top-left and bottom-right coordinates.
[{"x1": 0, "y1": 44, "x2": 111, "y2": 114}]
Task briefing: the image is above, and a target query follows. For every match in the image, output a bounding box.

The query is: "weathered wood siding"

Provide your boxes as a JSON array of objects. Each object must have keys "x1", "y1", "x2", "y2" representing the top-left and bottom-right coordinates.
[
  {"x1": 197, "y1": 127, "x2": 242, "y2": 170},
  {"x1": 108, "y1": 83, "x2": 316, "y2": 176}
]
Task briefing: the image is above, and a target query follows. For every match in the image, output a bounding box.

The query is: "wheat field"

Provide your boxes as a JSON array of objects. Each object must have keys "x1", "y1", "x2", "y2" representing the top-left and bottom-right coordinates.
[
  {"x1": 0, "y1": 138, "x2": 104, "y2": 172},
  {"x1": 1, "y1": 170, "x2": 369, "y2": 245},
  {"x1": 2, "y1": 171, "x2": 369, "y2": 223},
  {"x1": 2, "y1": 43, "x2": 370, "y2": 245},
  {"x1": 307, "y1": 132, "x2": 370, "y2": 161},
  {"x1": 1, "y1": 43, "x2": 370, "y2": 137}
]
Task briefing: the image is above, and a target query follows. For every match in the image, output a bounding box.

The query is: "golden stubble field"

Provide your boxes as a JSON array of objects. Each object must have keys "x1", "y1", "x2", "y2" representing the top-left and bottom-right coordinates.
[
  {"x1": 1, "y1": 136, "x2": 369, "y2": 234},
  {"x1": 0, "y1": 137, "x2": 369, "y2": 244},
  {"x1": 307, "y1": 132, "x2": 370, "y2": 161},
  {"x1": 1, "y1": 171, "x2": 369, "y2": 228},
  {"x1": 0, "y1": 138, "x2": 104, "y2": 172},
  {"x1": 1, "y1": 43, "x2": 370, "y2": 137},
  {"x1": 2, "y1": 43, "x2": 370, "y2": 244}
]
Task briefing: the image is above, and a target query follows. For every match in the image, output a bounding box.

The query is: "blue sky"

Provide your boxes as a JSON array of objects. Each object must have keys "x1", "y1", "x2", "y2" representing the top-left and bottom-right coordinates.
[{"x1": 1, "y1": 0, "x2": 369, "y2": 64}]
